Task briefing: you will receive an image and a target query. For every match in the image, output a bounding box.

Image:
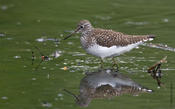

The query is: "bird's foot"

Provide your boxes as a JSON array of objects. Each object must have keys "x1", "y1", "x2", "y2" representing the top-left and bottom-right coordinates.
[
  {"x1": 99, "y1": 58, "x2": 104, "y2": 70},
  {"x1": 112, "y1": 63, "x2": 119, "y2": 72},
  {"x1": 112, "y1": 57, "x2": 119, "y2": 72}
]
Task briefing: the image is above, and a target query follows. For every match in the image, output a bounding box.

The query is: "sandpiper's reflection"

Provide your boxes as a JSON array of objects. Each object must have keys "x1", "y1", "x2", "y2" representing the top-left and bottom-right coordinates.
[{"x1": 64, "y1": 69, "x2": 153, "y2": 107}]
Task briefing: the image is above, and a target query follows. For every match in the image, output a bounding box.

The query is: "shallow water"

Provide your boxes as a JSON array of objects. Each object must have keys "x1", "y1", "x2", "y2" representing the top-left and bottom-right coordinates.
[{"x1": 0, "y1": 0, "x2": 175, "y2": 109}]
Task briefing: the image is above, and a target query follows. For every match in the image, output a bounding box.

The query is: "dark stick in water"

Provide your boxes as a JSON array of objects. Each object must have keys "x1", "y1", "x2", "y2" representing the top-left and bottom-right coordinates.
[
  {"x1": 147, "y1": 56, "x2": 167, "y2": 86},
  {"x1": 170, "y1": 81, "x2": 173, "y2": 107}
]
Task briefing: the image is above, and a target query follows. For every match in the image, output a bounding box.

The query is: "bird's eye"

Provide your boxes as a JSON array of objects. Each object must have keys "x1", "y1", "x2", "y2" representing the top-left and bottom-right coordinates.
[{"x1": 80, "y1": 25, "x2": 84, "y2": 28}]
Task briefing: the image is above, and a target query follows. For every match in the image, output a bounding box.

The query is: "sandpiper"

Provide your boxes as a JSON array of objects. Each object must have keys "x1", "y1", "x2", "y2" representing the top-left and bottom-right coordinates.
[{"x1": 64, "y1": 20, "x2": 155, "y2": 68}]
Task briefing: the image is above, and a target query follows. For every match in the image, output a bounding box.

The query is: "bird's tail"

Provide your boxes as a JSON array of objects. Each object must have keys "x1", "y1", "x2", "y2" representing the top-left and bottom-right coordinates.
[
  {"x1": 128, "y1": 34, "x2": 155, "y2": 43},
  {"x1": 147, "y1": 35, "x2": 156, "y2": 41},
  {"x1": 141, "y1": 87, "x2": 153, "y2": 93}
]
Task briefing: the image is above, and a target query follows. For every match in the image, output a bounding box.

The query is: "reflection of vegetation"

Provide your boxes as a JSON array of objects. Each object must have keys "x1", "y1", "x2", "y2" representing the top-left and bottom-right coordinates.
[{"x1": 0, "y1": 0, "x2": 175, "y2": 109}]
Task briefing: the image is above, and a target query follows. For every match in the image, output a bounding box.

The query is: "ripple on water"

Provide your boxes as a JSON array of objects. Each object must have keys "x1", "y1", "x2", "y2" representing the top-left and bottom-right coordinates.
[
  {"x1": 1, "y1": 96, "x2": 8, "y2": 100},
  {"x1": 36, "y1": 37, "x2": 60, "y2": 43},
  {"x1": 68, "y1": 52, "x2": 86, "y2": 56},
  {"x1": 14, "y1": 56, "x2": 21, "y2": 59},
  {"x1": 41, "y1": 102, "x2": 52, "y2": 108},
  {"x1": 42, "y1": 67, "x2": 46, "y2": 70},
  {"x1": 125, "y1": 21, "x2": 149, "y2": 25},
  {"x1": 24, "y1": 41, "x2": 31, "y2": 45},
  {"x1": 162, "y1": 68, "x2": 175, "y2": 71},
  {"x1": 32, "y1": 78, "x2": 36, "y2": 80},
  {"x1": 143, "y1": 43, "x2": 175, "y2": 52},
  {"x1": 36, "y1": 38, "x2": 45, "y2": 42},
  {"x1": 50, "y1": 50, "x2": 62, "y2": 58},
  {"x1": 6, "y1": 37, "x2": 13, "y2": 40},
  {"x1": 1, "y1": 5, "x2": 8, "y2": 10},
  {"x1": 1, "y1": 4, "x2": 14, "y2": 11},
  {"x1": 57, "y1": 93, "x2": 63, "y2": 97},
  {"x1": 95, "y1": 15, "x2": 112, "y2": 21},
  {"x1": 0, "y1": 33, "x2": 5, "y2": 37},
  {"x1": 162, "y1": 18, "x2": 169, "y2": 23},
  {"x1": 67, "y1": 41, "x2": 73, "y2": 45}
]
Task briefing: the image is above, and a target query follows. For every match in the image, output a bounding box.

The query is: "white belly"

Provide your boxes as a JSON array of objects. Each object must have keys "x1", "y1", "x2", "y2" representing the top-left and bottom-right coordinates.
[{"x1": 86, "y1": 42, "x2": 143, "y2": 59}]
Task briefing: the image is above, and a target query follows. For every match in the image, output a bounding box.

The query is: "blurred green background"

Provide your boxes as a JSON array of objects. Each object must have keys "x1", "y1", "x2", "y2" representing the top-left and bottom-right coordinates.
[{"x1": 0, "y1": 0, "x2": 175, "y2": 109}]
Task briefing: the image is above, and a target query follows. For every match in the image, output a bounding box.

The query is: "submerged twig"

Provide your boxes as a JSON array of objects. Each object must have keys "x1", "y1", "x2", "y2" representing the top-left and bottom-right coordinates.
[
  {"x1": 170, "y1": 81, "x2": 173, "y2": 107},
  {"x1": 147, "y1": 56, "x2": 167, "y2": 86},
  {"x1": 32, "y1": 46, "x2": 50, "y2": 70}
]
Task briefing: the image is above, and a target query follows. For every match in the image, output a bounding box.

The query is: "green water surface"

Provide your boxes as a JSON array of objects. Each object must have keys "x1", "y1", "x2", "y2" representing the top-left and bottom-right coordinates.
[{"x1": 0, "y1": 0, "x2": 175, "y2": 109}]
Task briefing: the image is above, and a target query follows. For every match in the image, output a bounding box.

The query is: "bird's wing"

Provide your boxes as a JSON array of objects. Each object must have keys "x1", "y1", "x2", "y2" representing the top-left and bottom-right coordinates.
[
  {"x1": 94, "y1": 84, "x2": 119, "y2": 97},
  {"x1": 94, "y1": 29, "x2": 154, "y2": 47}
]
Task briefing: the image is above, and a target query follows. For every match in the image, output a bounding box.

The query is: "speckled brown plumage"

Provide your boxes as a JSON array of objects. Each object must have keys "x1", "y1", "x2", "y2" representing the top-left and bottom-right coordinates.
[{"x1": 87, "y1": 28, "x2": 154, "y2": 48}]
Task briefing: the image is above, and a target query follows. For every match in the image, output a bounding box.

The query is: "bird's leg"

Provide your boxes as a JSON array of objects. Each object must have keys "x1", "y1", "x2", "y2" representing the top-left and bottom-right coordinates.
[
  {"x1": 32, "y1": 51, "x2": 35, "y2": 65},
  {"x1": 112, "y1": 57, "x2": 119, "y2": 72},
  {"x1": 100, "y1": 58, "x2": 104, "y2": 69}
]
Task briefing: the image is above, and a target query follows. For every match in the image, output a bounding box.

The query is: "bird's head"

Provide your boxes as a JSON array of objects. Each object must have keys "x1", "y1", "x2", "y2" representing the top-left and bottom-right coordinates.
[{"x1": 64, "y1": 20, "x2": 93, "y2": 40}]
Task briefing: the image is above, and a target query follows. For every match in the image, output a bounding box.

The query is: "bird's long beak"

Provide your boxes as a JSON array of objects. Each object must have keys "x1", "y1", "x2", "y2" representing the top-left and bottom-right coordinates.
[
  {"x1": 63, "y1": 89, "x2": 79, "y2": 101},
  {"x1": 64, "y1": 27, "x2": 80, "y2": 40}
]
